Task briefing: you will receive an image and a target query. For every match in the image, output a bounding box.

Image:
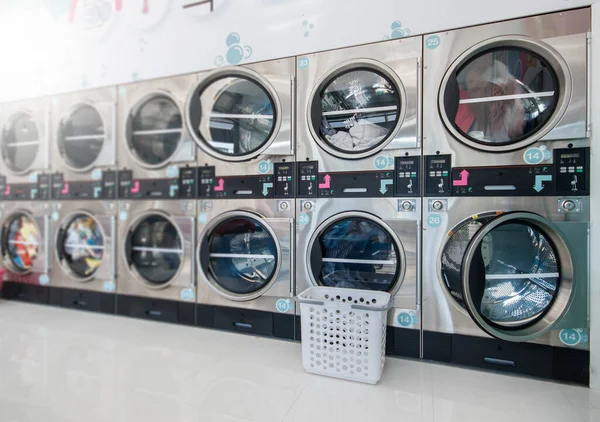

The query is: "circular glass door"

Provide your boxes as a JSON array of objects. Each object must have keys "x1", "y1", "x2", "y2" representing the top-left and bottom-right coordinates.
[
  {"x1": 201, "y1": 214, "x2": 279, "y2": 299},
  {"x1": 308, "y1": 214, "x2": 403, "y2": 292},
  {"x1": 460, "y1": 212, "x2": 574, "y2": 341},
  {"x1": 126, "y1": 214, "x2": 183, "y2": 287},
  {"x1": 1, "y1": 213, "x2": 40, "y2": 273},
  {"x1": 1, "y1": 112, "x2": 39, "y2": 174},
  {"x1": 58, "y1": 214, "x2": 104, "y2": 280},
  {"x1": 309, "y1": 65, "x2": 403, "y2": 159},
  {"x1": 127, "y1": 94, "x2": 183, "y2": 167},
  {"x1": 58, "y1": 104, "x2": 105, "y2": 170},
  {"x1": 440, "y1": 39, "x2": 570, "y2": 152},
  {"x1": 187, "y1": 71, "x2": 278, "y2": 161}
]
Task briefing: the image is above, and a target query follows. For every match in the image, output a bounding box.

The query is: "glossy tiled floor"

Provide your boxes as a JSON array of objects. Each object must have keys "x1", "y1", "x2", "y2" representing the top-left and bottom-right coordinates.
[{"x1": 0, "y1": 301, "x2": 598, "y2": 422}]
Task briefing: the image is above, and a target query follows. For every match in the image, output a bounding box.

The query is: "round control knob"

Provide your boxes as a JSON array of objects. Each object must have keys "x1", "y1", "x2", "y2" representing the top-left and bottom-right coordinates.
[
  {"x1": 279, "y1": 201, "x2": 290, "y2": 210},
  {"x1": 561, "y1": 200, "x2": 576, "y2": 211},
  {"x1": 401, "y1": 200, "x2": 414, "y2": 211},
  {"x1": 431, "y1": 200, "x2": 444, "y2": 211},
  {"x1": 303, "y1": 201, "x2": 313, "y2": 211}
]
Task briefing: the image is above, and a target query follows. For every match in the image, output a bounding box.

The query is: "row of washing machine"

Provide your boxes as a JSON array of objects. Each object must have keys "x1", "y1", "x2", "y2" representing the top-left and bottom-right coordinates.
[{"x1": 0, "y1": 8, "x2": 592, "y2": 385}]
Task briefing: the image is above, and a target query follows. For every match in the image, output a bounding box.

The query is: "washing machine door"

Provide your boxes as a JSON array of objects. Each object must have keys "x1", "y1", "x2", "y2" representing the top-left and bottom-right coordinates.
[
  {"x1": 309, "y1": 62, "x2": 406, "y2": 159},
  {"x1": 440, "y1": 37, "x2": 574, "y2": 152},
  {"x1": 125, "y1": 214, "x2": 184, "y2": 288},
  {"x1": 187, "y1": 67, "x2": 284, "y2": 162},
  {"x1": 56, "y1": 212, "x2": 114, "y2": 282},
  {"x1": 308, "y1": 212, "x2": 406, "y2": 293},
  {"x1": 459, "y1": 212, "x2": 578, "y2": 342},
  {"x1": 57, "y1": 104, "x2": 105, "y2": 171},
  {"x1": 1, "y1": 112, "x2": 40, "y2": 175},
  {"x1": 199, "y1": 212, "x2": 282, "y2": 301},
  {"x1": 0, "y1": 212, "x2": 47, "y2": 274},
  {"x1": 126, "y1": 93, "x2": 184, "y2": 168}
]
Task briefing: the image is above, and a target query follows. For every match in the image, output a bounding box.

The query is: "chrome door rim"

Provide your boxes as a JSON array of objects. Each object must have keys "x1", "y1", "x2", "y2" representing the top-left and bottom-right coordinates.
[
  {"x1": 126, "y1": 91, "x2": 185, "y2": 169},
  {"x1": 1, "y1": 110, "x2": 41, "y2": 176},
  {"x1": 461, "y1": 212, "x2": 574, "y2": 342},
  {"x1": 306, "y1": 58, "x2": 408, "y2": 160},
  {"x1": 198, "y1": 210, "x2": 282, "y2": 302},
  {"x1": 55, "y1": 210, "x2": 106, "y2": 283},
  {"x1": 438, "y1": 35, "x2": 573, "y2": 153},
  {"x1": 185, "y1": 66, "x2": 283, "y2": 163},
  {"x1": 306, "y1": 211, "x2": 406, "y2": 296},
  {"x1": 58, "y1": 102, "x2": 107, "y2": 173},
  {"x1": 123, "y1": 210, "x2": 184, "y2": 290}
]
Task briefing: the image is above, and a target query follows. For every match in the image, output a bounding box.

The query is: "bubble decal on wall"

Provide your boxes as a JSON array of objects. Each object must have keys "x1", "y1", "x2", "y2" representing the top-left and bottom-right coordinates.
[
  {"x1": 302, "y1": 19, "x2": 314, "y2": 37},
  {"x1": 382, "y1": 21, "x2": 411, "y2": 40},
  {"x1": 214, "y1": 32, "x2": 252, "y2": 66}
]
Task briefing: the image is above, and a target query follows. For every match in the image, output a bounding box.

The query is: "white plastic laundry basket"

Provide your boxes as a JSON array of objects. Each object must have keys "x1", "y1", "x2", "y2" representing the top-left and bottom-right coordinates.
[{"x1": 297, "y1": 286, "x2": 393, "y2": 384}]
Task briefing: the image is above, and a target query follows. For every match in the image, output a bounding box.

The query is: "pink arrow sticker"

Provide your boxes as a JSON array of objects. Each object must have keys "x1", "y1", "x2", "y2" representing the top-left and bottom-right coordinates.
[
  {"x1": 61, "y1": 183, "x2": 70, "y2": 194},
  {"x1": 452, "y1": 170, "x2": 469, "y2": 187},
  {"x1": 3, "y1": 185, "x2": 10, "y2": 196},
  {"x1": 318, "y1": 174, "x2": 331, "y2": 189},
  {"x1": 214, "y1": 178, "x2": 225, "y2": 192},
  {"x1": 130, "y1": 181, "x2": 140, "y2": 194}
]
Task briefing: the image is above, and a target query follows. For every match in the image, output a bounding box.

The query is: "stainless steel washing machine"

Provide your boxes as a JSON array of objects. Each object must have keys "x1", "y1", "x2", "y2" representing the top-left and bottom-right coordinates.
[
  {"x1": 0, "y1": 201, "x2": 51, "y2": 304},
  {"x1": 296, "y1": 197, "x2": 421, "y2": 357},
  {"x1": 422, "y1": 8, "x2": 590, "y2": 197},
  {"x1": 48, "y1": 200, "x2": 117, "y2": 314},
  {"x1": 51, "y1": 88, "x2": 118, "y2": 201},
  {"x1": 196, "y1": 198, "x2": 295, "y2": 340},
  {"x1": 0, "y1": 98, "x2": 51, "y2": 202},
  {"x1": 296, "y1": 37, "x2": 421, "y2": 200},
  {"x1": 185, "y1": 59, "x2": 294, "y2": 201},
  {"x1": 117, "y1": 74, "x2": 197, "y2": 201},
  {"x1": 116, "y1": 199, "x2": 196, "y2": 325},
  {"x1": 423, "y1": 195, "x2": 590, "y2": 384}
]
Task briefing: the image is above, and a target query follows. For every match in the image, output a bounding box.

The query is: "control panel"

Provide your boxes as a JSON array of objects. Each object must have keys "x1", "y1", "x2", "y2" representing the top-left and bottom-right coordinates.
[
  {"x1": 297, "y1": 161, "x2": 318, "y2": 198},
  {"x1": 395, "y1": 156, "x2": 420, "y2": 197},
  {"x1": 0, "y1": 174, "x2": 51, "y2": 201},
  {"x1": 117, "y1": 169, "x2": 179, "y2": 199},
  {"x1": 179, "y1": 167, "x2": 197, "y2": 199},
  {"x1": 424, "y1": 155, "x2": 451, "y2": 196},
  {"x1": 274, "y1": 162, "x2": 295, "y2": 198},
  {"x1": 317, "y1": 170, "x2": 394, "y2": 198},
  {"x1": 198, "y1": 166, "x2": 216, "y2": 198},
  {"x1": 451, "y1": 165, "x2": 554, "y2": 196},
  {"x1": 554, "y1": 147, "x2": 589, "y2": 196}
]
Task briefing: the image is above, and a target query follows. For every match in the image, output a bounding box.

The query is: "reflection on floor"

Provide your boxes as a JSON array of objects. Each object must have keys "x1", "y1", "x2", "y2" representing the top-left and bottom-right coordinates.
[{"x1": 0, "y1": 301, "x2": 597, "y2": 422}]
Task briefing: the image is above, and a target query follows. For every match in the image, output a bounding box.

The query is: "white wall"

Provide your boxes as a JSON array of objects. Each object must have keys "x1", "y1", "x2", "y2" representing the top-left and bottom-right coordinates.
[
  {"x1": 0, "y1": 0, "x2": 593, "y2": 101},
  {"x1": 590, "y1": 2, "x2": 599, "y2": 391}
]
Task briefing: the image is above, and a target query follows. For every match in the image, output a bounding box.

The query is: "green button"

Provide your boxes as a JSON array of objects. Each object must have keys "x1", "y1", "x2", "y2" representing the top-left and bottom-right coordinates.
[{"x1": 576, "y1": 169, "x2": 583, "y2": 173}]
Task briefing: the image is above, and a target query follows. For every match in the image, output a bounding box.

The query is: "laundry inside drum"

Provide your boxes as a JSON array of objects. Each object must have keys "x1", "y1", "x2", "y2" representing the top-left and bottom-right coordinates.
[
  {"x1": 475, "y1": 223, "x2": 560, "y2": 326},
  {"x1": 198, "y1": 76, "x2": 276, "y2": 157},
  {"x1": 4, "y1": 213, "x2": 40, "y2": 272},
  {"x1": 129, "y1": 95, "x2": 183, "y2": 166},
  {"x1": 207, "y1": 217, "x2": 278, "y2": 294},
  {"x1": 129, "y1": 215, "x2": 183, "y2": 285},
  {"x1": 1, "y1": 112, "x2": 39, "y2": 173},
  {"x1": 316, "y1": 217, "x2": 400, "y2": 292},
  {"x1": 443, "y1": 47, "x2": 559, "y2": 146},
  {"x1": 59, "y1": 104, "x2": 105, "y2": 169},
  {"x1": 61, "y1": 214, "x2": 104, "y2": 278},
  {"x1": 317, "y1": 69, "x2": 401, "y2": 154}
]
